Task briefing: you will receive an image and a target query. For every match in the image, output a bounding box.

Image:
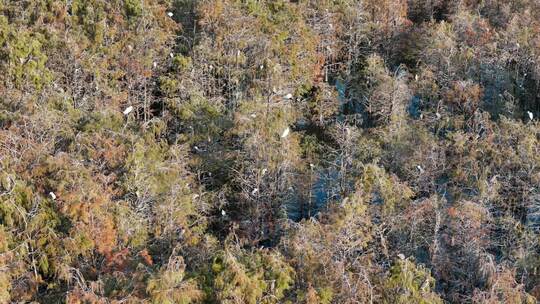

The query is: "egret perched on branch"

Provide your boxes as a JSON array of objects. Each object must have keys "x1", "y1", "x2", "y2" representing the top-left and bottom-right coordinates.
[
  {"x1": 123, "y1": 106, "x2": 133, "y2": 115},
  {"x1": 281, "y1": 127, "x2": 290, "y2": 138},
  {"x1": 527, "y1": 111, "x2": 534, "y2": 121}
]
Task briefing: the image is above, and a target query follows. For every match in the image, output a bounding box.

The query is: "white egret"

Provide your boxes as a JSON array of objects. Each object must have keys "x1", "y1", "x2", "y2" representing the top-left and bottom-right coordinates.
[
  {"x1": 123, "y1": 106, "x2": 133, "y2": 115},
  {"x1": 281, "y1": 127, "x2": 290, "y2": 138}
]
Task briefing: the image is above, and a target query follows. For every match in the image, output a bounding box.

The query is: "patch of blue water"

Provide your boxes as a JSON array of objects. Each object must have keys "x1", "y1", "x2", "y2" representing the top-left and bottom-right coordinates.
[{"x1": 408, "y1": 96, "x2": 422, "y2": 119}]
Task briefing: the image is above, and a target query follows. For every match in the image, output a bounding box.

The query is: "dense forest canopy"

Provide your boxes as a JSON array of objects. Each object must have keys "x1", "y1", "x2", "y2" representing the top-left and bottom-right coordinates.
[{"x1": 1, "y1": 0, "x2": 540, "y2": 303}]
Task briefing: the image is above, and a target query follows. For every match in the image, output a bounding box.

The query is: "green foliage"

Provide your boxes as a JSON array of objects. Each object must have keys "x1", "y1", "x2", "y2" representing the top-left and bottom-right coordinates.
[
  {"x1": 173, "y1": 54, "x2": 192, "y2": 71},
  {"x1": 359, "y1": 164, "x2": 414, "y2": 215},
  {"x1": 147, "y1": 256, "x2": 203, "y2": 304},
  {"x1": 359, "y1": 54, "x2": 410, "y2": 128},
  {"x1": 78, "y1": 110, "x2": 124, "y2": 133},
  {"x1": 210, "y1": 246, "x2": 294, "y2": 304},
  {"x1": 159, "y1": 75, "x2": 180, "y2": 96},
  {"x1": 0, "y1": 16, "x2": 51, "y2": 89},
  {"x1": 383, "y1": 259, "x2": 443, "y2": 304},
  {"x1": 193, "y1": 0, "x2": 320, "y2": 99},
  {"x1": 124, "y1": 0, "x2": 143, "y2": 18},
  {"x1": 71, "y1": 0, "x2": 106, "y2": 44},
  {"x1": 168, "y1": 94, "x2": 227, "y2": 143},
  {"x1": 122, "y1": 135, "x2": 204, "y2": 243},
  {"x1": 282, "y1": 193, "x2": 374, "y2": 303},
  {"x1": 0, "y1": 225, "x2": 12, "y2": 303}
]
